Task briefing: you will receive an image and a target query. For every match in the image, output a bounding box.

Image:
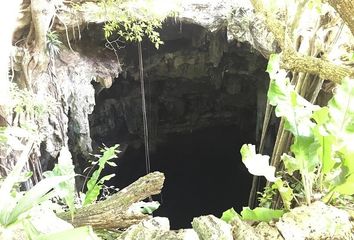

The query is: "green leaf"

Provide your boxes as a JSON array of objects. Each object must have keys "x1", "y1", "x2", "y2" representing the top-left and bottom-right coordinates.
[
  {"x1": 267, "y1": 70, "x2": 319, "y2": 137},
  {"x1": 83, "y1": 144, "x2": 119, "y2": 206},
  {"x1": 272, "y1": 179, "x2": 294, "y2": 210},
  {"x1": 240, "y1": 144, "x2": 277, "y2": 182},
  {"x1": 333, "y1": 173, "x2": 354, "y2": 195},
  {"x1": 312, "y1": 107, "x2": 329, "y2": 125},
  {"x1": 281, "y1": 154, "x2": 299, "y2": 175},
  {"x1": 221, "y1": 208, "x2": 239, "y2": 223},
  {"x1": 140, "y1": 201, "x2": 160, "y2": 215},
  {"x1": 4, "y1": 175, "x2": 72, "y2": 226},
  {"x1": 43, "y1": 147, "x2": 77, "y2": 218},
  {"x1": 290, "y1": 136, "x2": 320, "y2": 173},
  {"x1": 342, "y1": 148, "x2": 354, "y2": 173},
  {"x1": 327, "y1": 78, "x2": 354, "y2": 148},
  {"x1": 330, "y1": 148, "x2": 354, "y2": 196},
  {"x1": 98, "y1": 144, "x2": 119, "y2": 168},
  {"x1": 240, "y1": 207, "x2": 284, "y2": 222},
  {"x1": 0, "y1": 141, "x2": 34, "y2": 210},
  {"x1": 106, "y1": 161, "x2": 117, "y2": 167},
  {"x1": 22, "y1": 218, "x2": 40, "y2": 239},
  {"x1": 97, "y1": 174, "x2": 115, "y2": 184},
  {"x1": 83, "y1": 184, "x2": 101, "y2": 206},
  {"x1": 319, "y1": 134, "x2": 335, "y2": 174},
  {"x1": 266, "y1": 54, "x2": 281, "y2": 77},
  {"x1": 267, "y1": 79, "x2": 288, "y2": 106}
]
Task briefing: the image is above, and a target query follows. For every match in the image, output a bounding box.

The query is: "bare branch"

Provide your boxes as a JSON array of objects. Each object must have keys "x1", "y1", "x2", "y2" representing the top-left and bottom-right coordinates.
[{"x1": 58, "y1": 172, "x2": 165, "y2": 230}]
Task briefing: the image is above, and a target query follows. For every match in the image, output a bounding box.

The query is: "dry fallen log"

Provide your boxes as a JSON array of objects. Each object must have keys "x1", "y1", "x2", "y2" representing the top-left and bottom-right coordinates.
[{"x1": 58, "y1": 171, "x2": 165, "y2": 229}]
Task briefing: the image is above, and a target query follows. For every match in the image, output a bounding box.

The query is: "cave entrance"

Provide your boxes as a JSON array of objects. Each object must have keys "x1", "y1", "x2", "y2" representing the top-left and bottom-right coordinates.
[
  {"x1": 102, "y1": 124, "x2": 253, "y2": 229},
  {"x1": 87, "y1": 21, "x2": 269, "y2": 229}
]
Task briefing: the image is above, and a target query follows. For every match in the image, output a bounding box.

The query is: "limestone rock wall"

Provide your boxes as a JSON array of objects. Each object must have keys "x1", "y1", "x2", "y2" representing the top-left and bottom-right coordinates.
[
  {"x1": 89, "y1": 23, "x2": 269, "y2": 151},
  {"x1": 28, "y1": 0, "x2": 275, "y2": 168}
]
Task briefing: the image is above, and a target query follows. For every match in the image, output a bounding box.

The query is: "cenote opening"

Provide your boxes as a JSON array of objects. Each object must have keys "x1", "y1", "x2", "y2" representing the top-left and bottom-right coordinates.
[{"x1": 86, "y1": 21, "x2": 270, "y2": 229}]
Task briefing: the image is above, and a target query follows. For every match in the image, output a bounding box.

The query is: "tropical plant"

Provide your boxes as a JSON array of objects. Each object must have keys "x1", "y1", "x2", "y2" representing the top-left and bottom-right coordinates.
[
  {"x1": 0, "y1": 138, "x2": 98, "y2": 239},
  {"x1": 223, "y1": 53, "x2": 354, "y2": 222},
  {"x1": 46, "y1": 31, "x2": 62, "y2": 57},
  {"x1": 221, "y1": 206, "x2": 284, "y2": 223},
  {"x1": 87, "y1": 0, "x2": 179, "y2": 48},
  {"x1": 82, "y1": 144, "x2": 119, "y2": 206},
  {"x1": 43, "y1": 147, "x2": 77, "y2": 218},
  {"x1": 265, "y1": 54, "x2": 354, "y2": 205}
]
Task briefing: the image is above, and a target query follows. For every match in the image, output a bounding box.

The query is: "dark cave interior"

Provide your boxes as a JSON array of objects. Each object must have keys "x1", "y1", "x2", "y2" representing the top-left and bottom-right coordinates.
[
  {"x1": 100, "y1": 125, "x2": 253, "y2": 229},
  {"x1": 83, "y1": 20, "x2": 271, "y2": 229}
]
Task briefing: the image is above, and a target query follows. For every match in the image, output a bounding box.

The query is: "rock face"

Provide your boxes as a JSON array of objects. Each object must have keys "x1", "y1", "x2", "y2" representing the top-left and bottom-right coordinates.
[
  {"x1": 192, "y1": 215, "x2": 233, "y2": 240},
  {"x1": 179, "y1": 0, "x2": 277, "y2": 56},
  {"x1": 118, "y1": 217, "x2": 200, "y2": 240},
  {"x1": 89, "y1": 22, "x2": 269, "y2": 151},
  {"x1": 276, "y1": 201, "x2": 353, "y2": 240},
  {"x1": 37, "y1": 38, "x2": 120, "y2": 170},
  {"x1": 16, "y1": 2, "x2": 274, "y2": 227},
  {"x1": 117, "y1": 202, "x2": 354, "y2": 240},
  {"x1": 26, "y1": 0, "x2": 276, "y2": 172}
]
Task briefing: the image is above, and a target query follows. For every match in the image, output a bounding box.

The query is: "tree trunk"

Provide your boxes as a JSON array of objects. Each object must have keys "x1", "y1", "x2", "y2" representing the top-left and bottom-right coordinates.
[
  {"x1": 58, "y1": 171, "x2": 165, "y2": 230},
  {"x1": 328, "y1": 0, "x2": 354, "y2": 37}
]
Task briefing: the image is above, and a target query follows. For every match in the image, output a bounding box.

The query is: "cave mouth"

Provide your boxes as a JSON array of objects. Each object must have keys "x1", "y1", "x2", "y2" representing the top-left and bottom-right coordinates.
[
  {"x1": 100, "y1": 124, "x2": 253, "y2": 230},
  {"x1": 85, "y1": 21, "x2": 269, "y2": 229}
]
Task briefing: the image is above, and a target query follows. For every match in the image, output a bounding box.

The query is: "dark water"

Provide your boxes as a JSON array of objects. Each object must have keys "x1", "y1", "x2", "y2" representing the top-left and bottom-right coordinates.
[{"x1": 104, "y1": 125, "x2": 253, "y2": 229}]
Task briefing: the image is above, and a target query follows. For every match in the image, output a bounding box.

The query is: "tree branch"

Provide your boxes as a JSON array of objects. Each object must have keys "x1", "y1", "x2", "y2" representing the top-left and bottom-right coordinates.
[
  {"x1": 328, "y1": 0, "x2": 354, "y2": 37},
  {"x1": 281, "y1": 49, "x2": 354, "y2": 84},
  {"x1": 250, "y1": 0, "x2": 354, "y2": 83},
  {"x1": 58, "y1": 171, "x2": 165, "y2": 230}
]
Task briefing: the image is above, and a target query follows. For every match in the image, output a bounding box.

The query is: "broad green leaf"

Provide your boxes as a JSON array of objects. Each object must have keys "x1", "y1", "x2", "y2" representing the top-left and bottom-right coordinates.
[
  {"x1": 273, "y1": 179, "x2": 293, "y2": 210},
  {"x1": 98, "y1": 144, "x2": 119, "y2": 168},
  {"x1": 268, "y1": 79, "x2": 288, "y2": 107},
  {"x1": 268, "y1": 76, "x2": 318, "y2": 137},
  {"x1": 240, "y1": 207, "x2": 284, "y2": 222},
  {"x1": 240, "y1": 144, "x2": 277, "y2": 182},
  {"x1": 290, "y1": 136, "x2": 320, "y2": 173},
  {"x1": 312, "y1": 107, "x2": 329, "y2": 125},
  {"x1": 329, "y1": 147, "x2": 354, "y2": 196},
  {"x1": 319, "y1": 135, "x2": 335, "y2": 174},
  {"x1": 281, "y1": 154, "x2": 299, "y2": 175},
  {"x1": 333, "y1": 173, "x2": 354, "y2": 195},
  {"x1": 327, "y1": 78, "x2": 354, "y2": 149},
  {"x1": 312, "y1": 107, "x2": 336, "y2": 173},
  {"x1": 43, "y1": 147, "x2": 77, "y2": 218},
  {"x1": 341, "y1": 148, "x2": 354, "y2": 173},
  {"x1": 4, "y1": 175, "x2": 72, "y2": 226},
  {"x1": 221, "y1": 208, "x2": 239, "y2": 223},
  {"x1": 22, "y1": 218, "x2": 40, "y2": 239},
  {"x1": 266, "y1": 54, "x2": 281, "y2": 77},
  {"x1": 0, "y1": 140, "x2": 33, "y2": 209}
]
